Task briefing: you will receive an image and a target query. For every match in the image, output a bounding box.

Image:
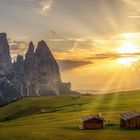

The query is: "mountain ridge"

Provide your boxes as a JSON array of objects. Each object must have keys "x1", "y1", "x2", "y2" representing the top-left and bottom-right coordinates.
[{"x1": 0, "y1": 33, "x2": 75, "y2": 106}]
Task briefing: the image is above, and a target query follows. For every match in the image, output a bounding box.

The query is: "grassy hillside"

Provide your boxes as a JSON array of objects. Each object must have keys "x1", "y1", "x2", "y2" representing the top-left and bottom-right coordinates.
[{"x1": 0, "y1": 90, "x2": 140, "y2": 140}]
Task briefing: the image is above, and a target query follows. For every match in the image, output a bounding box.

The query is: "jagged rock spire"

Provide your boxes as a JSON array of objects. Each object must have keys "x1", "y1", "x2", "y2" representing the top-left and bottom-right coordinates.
[
  {"x1": 25, "y1": 41, "x2": 34, "y2": 59},
  {"x1": 0, "y1": 33, "x2": 12, "y2": 73},
  {"x1": 35, "y1": 40, "x2": 59, "y2": 68},
  {"x1": 35, "y1": 40, "x2": 61, "y2": 80},
  {"x1": 35, "y1": 40, "x2": 54, "y2": 59}
]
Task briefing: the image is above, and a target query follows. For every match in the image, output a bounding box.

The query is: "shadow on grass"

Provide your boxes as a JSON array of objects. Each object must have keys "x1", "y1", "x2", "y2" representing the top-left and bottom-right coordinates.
[{"x1": 0, "y1": 108, "x2": 62, "y2": 122}]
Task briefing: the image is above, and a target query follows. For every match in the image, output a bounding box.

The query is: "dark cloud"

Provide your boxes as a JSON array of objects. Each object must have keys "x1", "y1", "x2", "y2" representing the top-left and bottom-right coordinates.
[
  {"x1": 50, "y1": 30, "x2": 56, "y2": 35},
  {"x1": 58, "y1": 60, "x2": 93, "y2": 70}
]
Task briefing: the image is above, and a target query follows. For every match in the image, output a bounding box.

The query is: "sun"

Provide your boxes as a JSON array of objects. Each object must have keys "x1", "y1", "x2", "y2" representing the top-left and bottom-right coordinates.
[
  {"x1": 118, "y1": 57, "x2": 139, "y2": 66},
  {"x1": 116, "y1": 35, "x2": 140, "y2": 65},
  {"x1": 118, "y1": 41, "x2": 139, "y2": 54}
]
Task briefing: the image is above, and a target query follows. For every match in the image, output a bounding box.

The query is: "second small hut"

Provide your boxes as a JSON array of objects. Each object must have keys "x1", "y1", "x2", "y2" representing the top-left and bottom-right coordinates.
[{"x1": 120, "y1": 111, "x2": 140, "y2": 129}]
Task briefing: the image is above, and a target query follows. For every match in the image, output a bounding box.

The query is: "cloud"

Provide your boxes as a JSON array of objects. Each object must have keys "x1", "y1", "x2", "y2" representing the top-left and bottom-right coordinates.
[
  {"x1": 26, "y1": 0, "x2": 54, "y2": 15},
  {"x1": 50, "y1": 30, "x2": 56, "y2": 35},
  {"x1": 121, "y1": 0, "x2": 139, "y2": 6},
  {"x1": 42, "y1": 1, "x2": 52, "y2": 12},
  {"x1": 46, "y1": 35, "x2": 117, "y2": 60},
  {"x1": 8, "y1": 38, "x2": 28, "y2": 60},
  {"x1": 120, "y1": 0, "x2": 140, "y2": 18},
  {"x1": 58, "y1": 60, "x2": 93, "y2": 70},
  {"x1": 47, "y1": 36, "x2": 97, "y2": 52}
]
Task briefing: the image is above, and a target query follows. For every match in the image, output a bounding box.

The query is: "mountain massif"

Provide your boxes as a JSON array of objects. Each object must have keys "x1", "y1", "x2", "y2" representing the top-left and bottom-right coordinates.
[{"x1": 0, "y1": 33, "x2": 73, "y2": 106}]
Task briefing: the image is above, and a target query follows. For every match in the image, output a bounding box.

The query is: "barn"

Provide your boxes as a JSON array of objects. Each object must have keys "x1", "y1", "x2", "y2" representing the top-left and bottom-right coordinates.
[
  {"x1": 80, "y1": 114, "x2": 104, "y2": 129},
  {"x1": 120, "y1": 111, "x2": 140, "y2": 129}
]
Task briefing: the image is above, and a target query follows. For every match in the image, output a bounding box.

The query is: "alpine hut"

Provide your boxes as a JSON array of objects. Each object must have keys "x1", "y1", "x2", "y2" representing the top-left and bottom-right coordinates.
[
  {"x1": 80, "y1": 114, "x2": 104, "y2": 129},
  {"x1": 120, "y1": 111, "x2": 140, "y2": 129}
]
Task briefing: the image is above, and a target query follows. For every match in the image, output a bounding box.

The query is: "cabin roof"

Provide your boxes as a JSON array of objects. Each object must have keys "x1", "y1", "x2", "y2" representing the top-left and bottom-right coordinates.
[
  {"x1": 80, "y1": 114, "x2": 104, "y2": 122},
  {"x1": 120, "y1": 112, "x2": 140, "y2": 121}
]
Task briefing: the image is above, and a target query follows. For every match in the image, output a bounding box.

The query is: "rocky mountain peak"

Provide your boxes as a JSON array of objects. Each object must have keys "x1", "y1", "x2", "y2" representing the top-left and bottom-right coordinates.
[
  {"x1": 25, "y1": 41, "x2": 34, "y2": 59},
  {"x1": 35, "y1": 40, "x2": 58, "y2": 67},
  {"x1": 0, "y1": 33, "x2": 10, "y2": 53},
  {"x1": 0, "y1": 33, "x2": 6, "y2": 39},
  {"x1": 0, "y1": 33, "x2": 12, "y2": 73},
  {"x1": 35, "y1": 41, "x2": 53, "y2": 57}
]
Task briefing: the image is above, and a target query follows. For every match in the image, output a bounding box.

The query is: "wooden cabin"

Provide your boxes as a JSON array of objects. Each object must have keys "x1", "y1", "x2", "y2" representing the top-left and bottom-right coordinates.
[
  {"x1": 80, "y1": 114, "x2": 104, "y2": 129},
  {"x1": 120, "y1": 112, "x2": 140, "y2": 129}
]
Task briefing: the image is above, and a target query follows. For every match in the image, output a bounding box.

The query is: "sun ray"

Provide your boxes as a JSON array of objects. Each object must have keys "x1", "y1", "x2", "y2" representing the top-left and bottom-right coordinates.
[
  {"x1": 102, "y1": 63, "x2": 133, "y2": 122},
  {"x1": 91, "y1": 65, "x2": 124, "y2": 114}
]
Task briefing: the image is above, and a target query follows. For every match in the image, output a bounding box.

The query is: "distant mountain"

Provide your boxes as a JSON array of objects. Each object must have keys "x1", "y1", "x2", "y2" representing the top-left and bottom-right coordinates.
[{"x1": 0, "y1": 33, "x2": 75, "y2": 106}]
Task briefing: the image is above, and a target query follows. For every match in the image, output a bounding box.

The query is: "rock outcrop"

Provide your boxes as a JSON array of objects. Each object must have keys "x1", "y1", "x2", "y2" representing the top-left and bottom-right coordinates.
[
  {"x1": 0, "y1": 33, "x2": 21, "y2": 105},
  {"x1": 0, "y1": 33, "x2": 12, "y2": 74},
  {"x1": 0, "y1": 33, "x2": 73, "y2": 106}
]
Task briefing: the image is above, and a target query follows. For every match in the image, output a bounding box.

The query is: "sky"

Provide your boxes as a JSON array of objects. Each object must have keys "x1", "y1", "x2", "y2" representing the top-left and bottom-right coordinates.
[{"x1": 1, "y1": 0, "x2": 140, "y2": 93}]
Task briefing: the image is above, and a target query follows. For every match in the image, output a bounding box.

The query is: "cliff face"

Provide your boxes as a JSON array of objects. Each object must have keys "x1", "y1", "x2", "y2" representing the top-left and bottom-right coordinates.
[
  {"x1": 0, "y1": 33, "x2": 72, "y2": 106},
  {"x1": 14, "y1": 40, "x2": 62, "y2": 97},
  {"x1": 0, "y1": 33, "x2": 21, "y2": 105},
  {"x1": 0, "y1": 33, "x2": 12, "y2": 74}
]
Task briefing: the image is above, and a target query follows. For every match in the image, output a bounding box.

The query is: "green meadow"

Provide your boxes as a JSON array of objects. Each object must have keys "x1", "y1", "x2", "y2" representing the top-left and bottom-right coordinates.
[{"x1": 0, "y1": 90, "x2": 140, "y2": 140}]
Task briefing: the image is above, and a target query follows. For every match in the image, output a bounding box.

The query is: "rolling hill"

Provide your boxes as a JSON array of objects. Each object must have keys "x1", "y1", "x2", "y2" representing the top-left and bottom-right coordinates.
[{"x1": 0, "y1": 90, "x2": 140, "y2": 140}]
